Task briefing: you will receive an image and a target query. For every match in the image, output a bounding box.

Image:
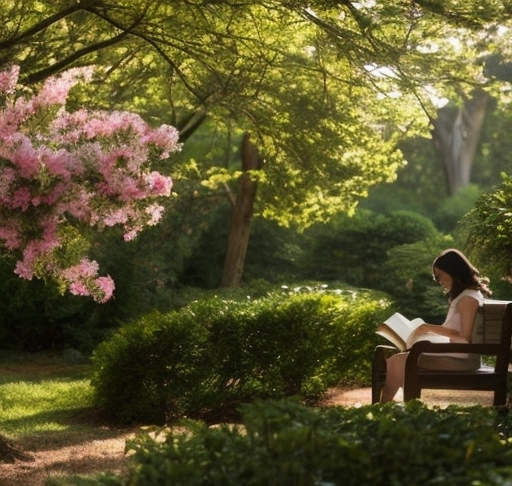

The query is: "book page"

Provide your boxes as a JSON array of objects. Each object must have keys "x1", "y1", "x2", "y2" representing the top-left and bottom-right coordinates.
[
  {"x1": 407, "y1": 333, "x2": 450, "y2": 349},
  {"x1": 376, "y1": 312, "x2": 425, "y2": 351},
  {"x1": 383, "y1": 313, "x2": 423, "y2": 342},
  {"x1": 375, "y1": 326, "x2": 406, "y2": 351}
]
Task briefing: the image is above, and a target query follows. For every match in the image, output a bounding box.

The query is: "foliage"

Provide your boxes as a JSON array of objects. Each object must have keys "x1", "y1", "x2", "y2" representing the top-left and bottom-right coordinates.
[
  {"x1": 1, "y1": 1, "x2": 410, "y2": 229},
  {"x1": 181, "y1": 209, "x2": 306, "y2": 288},
  {"x1": 98, "y1": 399, "x2": 512, "y2": 486},
  {"x1": 0, "y1": 65, "x2": 180, "y2": 302},
  {"x1": 301, "y1": 209, "x2": 439, "y2": 287},
  {"x1": 90, "y1": 289, "x2": 390, "y2": 424},
  {"x1": 380, "y1": 237, "x2": 456, "y2": 322},
  {"x1": 432, "y1": 184, "x2": 482, "y2": 233},
  {"x1": 362, "y1": 137, "x2": 482, "y2": 229},
  {"x1": 461, "y1": 173, "x2": 512, "y2": 298}
]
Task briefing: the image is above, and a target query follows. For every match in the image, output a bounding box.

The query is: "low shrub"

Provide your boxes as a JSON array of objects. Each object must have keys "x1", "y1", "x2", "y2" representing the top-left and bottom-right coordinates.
[
  {"x1": 90, "y1": 288, "x2": 391, "y2": 424},
  {"x1": 98, "y1": 400, "x2": 512, "y2": 486}
]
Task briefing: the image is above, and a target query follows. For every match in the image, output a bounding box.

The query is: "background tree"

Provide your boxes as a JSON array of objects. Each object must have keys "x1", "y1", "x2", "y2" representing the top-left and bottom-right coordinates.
[
  {"x1": 5, "y1": 1, "x2": 512, "y2": 288},
  {"x1": 0, "y1": 0, "x2": 510, "y2": 330}
]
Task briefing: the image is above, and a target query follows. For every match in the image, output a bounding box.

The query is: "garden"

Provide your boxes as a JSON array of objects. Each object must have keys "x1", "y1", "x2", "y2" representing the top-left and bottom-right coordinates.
[
  {"x1": 1, "y1": 288, "x2": 512, "y2": 485},
  {"x1": 2, "y1": 2, "x2": 512, "y2": 485}
]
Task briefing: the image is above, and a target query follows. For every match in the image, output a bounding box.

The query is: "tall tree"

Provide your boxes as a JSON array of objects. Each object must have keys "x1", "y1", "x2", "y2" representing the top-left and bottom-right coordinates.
[
  {"x1": 2, "y1": 1, "x2": 511, "y2": 287},
  {"x1": 431, "y1": 89, "x2": 491, "y2": 195}
]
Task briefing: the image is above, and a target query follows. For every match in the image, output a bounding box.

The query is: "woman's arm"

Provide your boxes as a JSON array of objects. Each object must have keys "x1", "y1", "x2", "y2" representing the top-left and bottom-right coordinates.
[
  {"x1": 408, "y1": 296, "x2": 480, "y2": 344},
  {"x1": 453, "y1": 296, "x2": 480, "y2": 342}
]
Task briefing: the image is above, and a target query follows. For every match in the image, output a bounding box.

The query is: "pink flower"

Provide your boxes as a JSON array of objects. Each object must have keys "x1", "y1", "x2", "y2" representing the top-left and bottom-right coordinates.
[
  {"x1": 69, "y1": 281, "x2": 90, "y2": 297},
  {"x1": 145, "y1": 203, "x2": 164, "y2": 225},
  {"x1": 0, "y1": 225, "x2": 20, "y2": 249},
  {"x1": 0, "y1": 65, "x2": 181, "y2": 302},
  {"x1": 143, "y1": 124, "x2": 181, "y2": 158},
  {"x1": 0, "y1": 65, "x2": 20, "y2": 94},
  {"x1": 145, "y1": 172, "x2": 173, "y2": 196},
  {"x1": 12, "y1": 187, "x2": 32, "y2": 211},
  {"x1": 95, "y1": 276, "x2": 115, "y2": 303},
  {"x1": 36, "y1": 67, "x2": 93, "y2": 107}
]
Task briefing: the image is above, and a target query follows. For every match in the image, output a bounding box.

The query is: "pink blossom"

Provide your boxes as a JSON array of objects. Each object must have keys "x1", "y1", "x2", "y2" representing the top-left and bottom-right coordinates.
[
  {"x1": 145, "y1": 172, "x2": 173, "y2": 196},
  {"x1": 0, "y1": 167, "x2": 16, "y2": 197},
  {"x1": 123, "y1": 226, "x2": 142, "y2": 242},
  {"x1": 62, "y1": 259, "x2": 100, "y2": 280},
  {"x1": 0, "y1": 225, "x2": 20, "y2": 249},
  {"x1": 143, "y1": 124, "x2": 182, "y2": 158},
  {"x1": 36, "y1": 67, "x2": 93, "y2": 107},
  {"x1": 12, "y1": 186, "x2": 32, "y2": 210},
  {"x1": 9, "y1": 134, "x2": 40, "y2": 178},
  {"x1": 145, "y1": 203, "x2": 165, "y2": 225},
  {"x1": 39, "y1": 148, "x2": 74, "y2": 180},
  {"x1": 95, "y1": 276, "x2": 115, "y2": 303},
  {"x1": 69, "y1": 281, "x2": 90, "y2": 297},
  {"x1": 103, "y1": 208, "x2": 130, "y2": 227},
  {"x1": 0, "y1": 65, "x2": 20, "y2": 94},
  {"x1": 14, "y1": 259, "x2": 34, "y2": 279},
  {"x1": 0, "y1": 65, "x2": 181, "y2": 302}
]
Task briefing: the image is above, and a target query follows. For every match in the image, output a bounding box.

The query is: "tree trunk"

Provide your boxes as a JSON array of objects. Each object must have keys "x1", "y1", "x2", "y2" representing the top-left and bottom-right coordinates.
[
  {"x1": 431, "y1": 89, "x2": 490, "y2": 196},
  {"x1": 0, "y1": 434, "x2": 33, "y2": 463},
  {"x1": 221, "y1": 133, "x2": 262, "y2": 288}
]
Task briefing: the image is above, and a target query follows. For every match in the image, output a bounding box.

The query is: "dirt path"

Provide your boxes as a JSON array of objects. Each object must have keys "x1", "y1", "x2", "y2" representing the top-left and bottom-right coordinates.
[
  {"x1": 0, "y1": 433, "x2": 133, "y2": 486},
  {"x1": 322, "y1": 387, "x2": 495, "y2": 408},
  {"x1": 0, "y1": 388, "x2": 497, "y2": 486}
]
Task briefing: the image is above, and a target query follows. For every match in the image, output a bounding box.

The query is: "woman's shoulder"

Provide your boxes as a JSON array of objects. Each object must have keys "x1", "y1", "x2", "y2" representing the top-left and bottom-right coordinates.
[{"x1": 456, "y1": 288, "x2": 484, "y2": 306}]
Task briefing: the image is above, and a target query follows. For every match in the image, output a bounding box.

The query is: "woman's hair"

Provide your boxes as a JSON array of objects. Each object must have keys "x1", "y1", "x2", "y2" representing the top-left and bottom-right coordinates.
[{"x1": 432, "y1": 248, "x2": 492, "y2": 300}]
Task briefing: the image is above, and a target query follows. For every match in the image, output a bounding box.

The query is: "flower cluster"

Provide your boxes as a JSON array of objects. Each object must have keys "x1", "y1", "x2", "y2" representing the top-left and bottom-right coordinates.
[{"x1": 0, "y1": 65, "x2": 180, "y2": 302}]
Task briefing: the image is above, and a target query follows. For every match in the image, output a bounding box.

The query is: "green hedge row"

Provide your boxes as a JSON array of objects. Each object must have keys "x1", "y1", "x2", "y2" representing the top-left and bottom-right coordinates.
[
  {"x1": 98, "y1": 400, "x2": 512, "y2": 486},
  {"x1": 90, "y1": 289, "x2": 391, "y2": 424}
]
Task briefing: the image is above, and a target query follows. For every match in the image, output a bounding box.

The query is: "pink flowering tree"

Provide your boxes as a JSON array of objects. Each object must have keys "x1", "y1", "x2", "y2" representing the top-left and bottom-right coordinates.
[{"x1": 0, "y1": 65, "x2": 180, "y2": 303}]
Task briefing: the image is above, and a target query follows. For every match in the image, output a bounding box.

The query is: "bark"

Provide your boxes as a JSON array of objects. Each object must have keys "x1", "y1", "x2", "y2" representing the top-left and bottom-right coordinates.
[
  {"x1": 431, "y1": 89, "x2": 490, "y2": 196},
  {"x1": 0, "y1": 434, "x2": 33, "y2": 463},
  {"x1": 221, "y1": 133, "x2": 262, "y2": 288}
]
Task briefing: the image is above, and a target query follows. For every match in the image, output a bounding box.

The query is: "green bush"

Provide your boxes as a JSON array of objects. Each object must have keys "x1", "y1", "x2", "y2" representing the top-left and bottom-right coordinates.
[
  {"x1": 98, "y1": 400, "x2": 512, "y2": 486},
  {"x1": 379, "y1": 237, "x2": 455, "y2": 322},
  {"x1": 91, "y1": 309, "x2": 213, "y2": 424},
  {"x1": 91, "y1": 289, "x2": 391, "y2": 424},
  {"x1": 302, "y1": 209, "x2": 439, "y2": 288},
  {"x1": 432, "y1": 184, "x2": 481, "y2": 233}
]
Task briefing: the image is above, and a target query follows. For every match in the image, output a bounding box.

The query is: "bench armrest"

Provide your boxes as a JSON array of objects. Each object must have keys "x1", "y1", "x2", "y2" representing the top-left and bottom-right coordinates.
[{"x1": 406, "y1": 341, "x2": 502, "y2": 364}]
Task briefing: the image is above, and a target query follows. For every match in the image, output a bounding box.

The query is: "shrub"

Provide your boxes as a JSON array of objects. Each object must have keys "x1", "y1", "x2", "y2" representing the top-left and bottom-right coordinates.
[
  {"x1": 98, "y1": 400, "x2": 512, "y2": 486},
  {"x1": 90, "y1": 309, "x2": 213, "y2": 424},
  {"x1": 91, "y1": 289, "x2": 391, "y2": 424},
  {"x1": 379, "y1": 237, "x2": 454, "y2": 321},
  {"x1": 302, "y1": 209, "x2": 439, "y2": 288}
]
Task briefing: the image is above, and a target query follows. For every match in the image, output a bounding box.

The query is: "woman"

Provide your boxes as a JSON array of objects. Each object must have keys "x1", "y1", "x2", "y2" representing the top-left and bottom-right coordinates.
[{"x1": 381, "y1": 248, "x2": 492, "y2": 402}]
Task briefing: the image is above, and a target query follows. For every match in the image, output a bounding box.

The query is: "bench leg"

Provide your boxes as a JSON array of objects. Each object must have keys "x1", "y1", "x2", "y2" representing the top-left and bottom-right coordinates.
[
  {"x1": 493, "y1": 384, "x2": 507, "y2": 407},
  {"x1": 372, "y1": 346, "x2": 391, "y2": 403}
]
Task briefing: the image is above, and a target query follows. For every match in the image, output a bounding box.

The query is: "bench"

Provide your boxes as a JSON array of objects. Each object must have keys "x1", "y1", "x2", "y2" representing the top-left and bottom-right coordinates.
[{"x1": 372, "y1": 300, "x2": 512, "y2": 406}]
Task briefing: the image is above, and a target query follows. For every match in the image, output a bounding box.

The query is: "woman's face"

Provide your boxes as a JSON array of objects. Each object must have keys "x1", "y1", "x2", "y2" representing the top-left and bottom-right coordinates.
[{"x1": 433, "y1": 267, "x2": 453, "y2": 292}]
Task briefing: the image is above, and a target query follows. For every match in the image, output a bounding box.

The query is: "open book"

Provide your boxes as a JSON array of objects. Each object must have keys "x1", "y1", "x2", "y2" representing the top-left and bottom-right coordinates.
[{"x1": 376, "y1": 312, "x2": 449, "y2": 351}]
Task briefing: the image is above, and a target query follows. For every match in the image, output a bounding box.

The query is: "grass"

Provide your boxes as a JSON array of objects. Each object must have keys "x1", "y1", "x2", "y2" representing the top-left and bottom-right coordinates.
[
  {"x1": 0, "y1": 351, "x2": 94, "y2": 441},
  {"x1": 0, "y1": 351, "x2": 135, "y2": 486}
]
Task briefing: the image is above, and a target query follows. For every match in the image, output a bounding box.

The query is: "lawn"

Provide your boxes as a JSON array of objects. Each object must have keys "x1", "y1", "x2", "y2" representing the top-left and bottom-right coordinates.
[{"x1": 0, "y1": 351, "x2": 135, "y2": 486}]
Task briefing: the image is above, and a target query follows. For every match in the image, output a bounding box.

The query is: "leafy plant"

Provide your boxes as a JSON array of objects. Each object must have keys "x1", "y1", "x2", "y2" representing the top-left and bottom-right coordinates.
[
  {"x1": 98, "y1": 400, "x2": 512, "y2": 486},
  {"x1": 0, "y1": 65, "x2": 179, "y2": 302},
  {"x1": 90, "y1": 289, "x2": 391, "y2": 424},
  {"x1": 462, "y1": 174, "x2": 512, "y2": 298}
]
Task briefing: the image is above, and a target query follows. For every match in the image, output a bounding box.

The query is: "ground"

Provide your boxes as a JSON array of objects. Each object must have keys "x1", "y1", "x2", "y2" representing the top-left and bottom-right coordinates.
[{"x1": 0, "y1": 387, "x2": 495, "y2": 486}]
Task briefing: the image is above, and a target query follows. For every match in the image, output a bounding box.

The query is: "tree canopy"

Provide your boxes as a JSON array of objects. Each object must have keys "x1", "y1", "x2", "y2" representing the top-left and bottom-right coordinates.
[
  {"x1": 5, "y1": 1, "x2": 511, "y2": 226},
  {"x1": 1, "y1": 0, "x2": 512, "y2": 288}
]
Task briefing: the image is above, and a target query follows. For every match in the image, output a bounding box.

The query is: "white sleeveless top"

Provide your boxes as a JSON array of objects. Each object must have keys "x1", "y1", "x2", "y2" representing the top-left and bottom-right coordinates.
[
  {"x1": 442, "y1": 288, "x2": 484, "y2": 337},
  {"x1": 438, "y1": 288, "x2": 483, "y2": 362}
]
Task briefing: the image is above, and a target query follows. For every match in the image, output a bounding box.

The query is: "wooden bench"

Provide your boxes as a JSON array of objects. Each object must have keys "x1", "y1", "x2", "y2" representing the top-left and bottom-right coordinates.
[{"x1": 372, "y1": 300, "x2": 512, "y2": 406}]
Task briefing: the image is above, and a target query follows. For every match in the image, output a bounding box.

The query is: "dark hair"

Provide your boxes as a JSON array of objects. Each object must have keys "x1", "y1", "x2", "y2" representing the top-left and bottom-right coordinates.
[{"x1": 432, "y1": 248, "x2": 492, "y2": 300}]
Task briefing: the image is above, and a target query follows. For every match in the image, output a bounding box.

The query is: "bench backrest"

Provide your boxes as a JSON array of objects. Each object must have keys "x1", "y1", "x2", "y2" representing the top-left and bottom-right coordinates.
[{"x1": 472, "y1": 300, "x2": 512, "y2": 345}]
